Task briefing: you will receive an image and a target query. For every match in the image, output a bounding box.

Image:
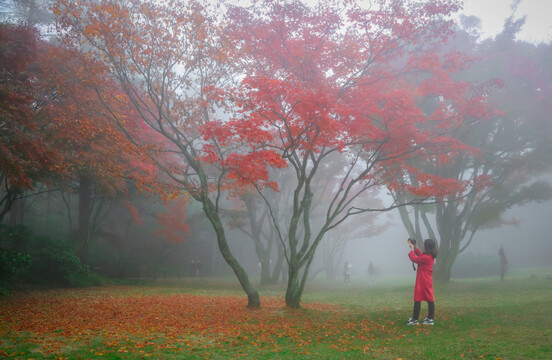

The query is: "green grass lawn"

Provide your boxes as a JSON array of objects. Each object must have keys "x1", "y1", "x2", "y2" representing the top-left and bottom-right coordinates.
[{"x1": 1, "y1": 267, "x2": 551, "y2": 359}]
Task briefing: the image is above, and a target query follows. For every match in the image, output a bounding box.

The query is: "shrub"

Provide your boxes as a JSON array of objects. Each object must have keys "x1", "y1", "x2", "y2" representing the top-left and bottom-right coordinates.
[
  {"x1": 0, "y1": 249, "x2": 32, "y2": 295},
  {"x1": 0, "y1": 224, "x2": 101, "y2": 289},
  {"x1": 29, "y1": 246, "x2": 100, "y2": 287}
]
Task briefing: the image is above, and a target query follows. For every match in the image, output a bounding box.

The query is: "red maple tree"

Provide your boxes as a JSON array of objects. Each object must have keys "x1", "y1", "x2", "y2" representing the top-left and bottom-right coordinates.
[
  {"x1": 39, "y1": 46, "x2": 181, "y2": 261},
  {"x1": 0, "y1": 22, "x2": 173, "y2": 264},
  {"x1": 203, "y1": 0, "x2": 494, "y2": 307},
  {"x1": 0, "y1": 24, "x2": 67, "y2": 221},
  {"x1": 54, "y1": 0, "x2": 268, "y2": 307}
]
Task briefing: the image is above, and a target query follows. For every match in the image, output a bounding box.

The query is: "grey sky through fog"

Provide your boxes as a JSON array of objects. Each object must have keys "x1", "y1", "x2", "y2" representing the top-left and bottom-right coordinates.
[{"x1": 462, "y1": 0, "x2": 552, "y2": 43}]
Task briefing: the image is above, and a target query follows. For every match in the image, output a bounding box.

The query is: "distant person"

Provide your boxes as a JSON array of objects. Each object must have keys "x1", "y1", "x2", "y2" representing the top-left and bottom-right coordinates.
[
  {"x1": 368, "y1": 261, "x2": 376, "y2": 285},
  {"x1": 195, "y1": 260, "x2": 202, "y2": 277},
  {"x1": 343, "y1": 261, "x2": 352, "y2": 285},
  {"x1": 189, "y1": 260, "x2": 195, "y2": 277},
  {"x1": 405, "y1": 238, "x2": 438, "y2": 326},
  {"x1": 499, "y1": 246, "x2": 508, "y2": 281}
]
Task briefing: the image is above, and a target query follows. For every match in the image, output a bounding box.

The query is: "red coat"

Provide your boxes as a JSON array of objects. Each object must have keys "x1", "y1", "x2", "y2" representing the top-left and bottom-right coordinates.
[{"x1": 408, "y1": 248, "x2": 435, "y2": 302}]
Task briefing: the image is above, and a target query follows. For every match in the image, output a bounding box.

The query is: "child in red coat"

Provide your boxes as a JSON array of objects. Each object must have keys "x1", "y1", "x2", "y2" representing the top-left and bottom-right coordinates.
[{"x1": 406, "y1": 238, "x2": 438, "y2": 326}]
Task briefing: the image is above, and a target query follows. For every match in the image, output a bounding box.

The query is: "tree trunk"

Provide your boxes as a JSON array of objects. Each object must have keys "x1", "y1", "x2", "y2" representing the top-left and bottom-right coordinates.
[
  {"x1": 434, "y1": 252, "x2": 454, "y2": 283},
  {"x1": 9, "y1": 196, "x2": 21, "y2": 226},
  {"x1": 77, "y1": 175, "x2": 92, "y2": 265},
  {"x1": 202, "y1": 197, "x2": 260, "y2": 308},
  {"x1": 285, "y1": 263, "x2": 302, "y2": 308},
  {"x1": 434, "y1": 216, "x2": 461, "y2": 283},
  {"x1": 259, "y1": 255, "x2": 271, "y2": 285},
  {"x1": 1, "y1": 185, "x2": 20, "y2": 224},
  {"x1": 269, "y1": 241, "x2": 284, "y2": 284},
  {"x1": 244, "y1": 194, "x2": 275, "y2": 286},
  {"x1": 285, "y1": 249, "x2": 317, "y2": 308}
]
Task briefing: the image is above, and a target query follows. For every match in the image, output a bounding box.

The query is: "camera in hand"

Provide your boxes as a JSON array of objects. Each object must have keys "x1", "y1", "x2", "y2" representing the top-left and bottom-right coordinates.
[{"x1": 408, "y1": 238, "x2": 416, "y2": 245}]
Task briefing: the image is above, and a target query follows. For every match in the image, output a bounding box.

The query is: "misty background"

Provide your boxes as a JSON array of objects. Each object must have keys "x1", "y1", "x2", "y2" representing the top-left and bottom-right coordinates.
[
  {"x1": 225, "y1": 176, "x2": 552, "y2": 282},
  {"x1": 1, "y1": 0, "x2": 551, "y2": 299},
  {"x1": 341, "y1": 187, "x2": 552, "y2": 280}
]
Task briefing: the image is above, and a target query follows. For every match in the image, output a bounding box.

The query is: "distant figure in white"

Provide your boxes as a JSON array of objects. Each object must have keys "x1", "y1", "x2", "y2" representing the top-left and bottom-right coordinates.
[{"x1": 343, "y1": 261, "x2": 352, "y2": 285}]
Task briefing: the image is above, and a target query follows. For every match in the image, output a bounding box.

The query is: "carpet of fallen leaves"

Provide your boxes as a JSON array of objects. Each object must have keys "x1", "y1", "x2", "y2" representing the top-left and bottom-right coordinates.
[{"x1": 0, "y1": 286, "x2": 415, "y2": 358}]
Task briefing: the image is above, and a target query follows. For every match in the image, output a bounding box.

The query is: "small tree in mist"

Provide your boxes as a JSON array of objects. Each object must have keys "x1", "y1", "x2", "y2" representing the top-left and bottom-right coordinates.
[
  {"x1": 294, "y1": 157, "x2": 391, "y2": 282},
  {"x1": 224, "y1": 169, "x2": 295, "y2": 286},
  {"x1": 312, "y1": 212, "x2": 390, "y2": 282}
]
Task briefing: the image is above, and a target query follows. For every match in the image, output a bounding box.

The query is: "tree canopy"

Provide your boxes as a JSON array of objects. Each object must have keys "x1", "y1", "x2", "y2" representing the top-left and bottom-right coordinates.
[{"x1": 393, "y1": 22, "x2": 552, "y2": 282}]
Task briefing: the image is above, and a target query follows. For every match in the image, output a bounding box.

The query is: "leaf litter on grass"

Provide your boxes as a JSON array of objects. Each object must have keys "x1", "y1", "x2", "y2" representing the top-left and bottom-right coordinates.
[
  {"x1": 0, "y1": 286, "x2": 401, "y2": 358},
  {"x1": 5, "y1": 279, "x2": 550, "y2": 359}
]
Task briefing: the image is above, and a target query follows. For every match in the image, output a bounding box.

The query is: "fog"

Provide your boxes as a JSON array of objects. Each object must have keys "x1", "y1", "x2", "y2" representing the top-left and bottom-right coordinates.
[
  {"x1": 340, "y1": 199, "x2": 552, "y2": 281},
  {"x1": 217, "y1": 173, "x2": 552, "y2": 284},
  {"x1": 462, "y1": 0, "x2": 552, "y2": 43}
]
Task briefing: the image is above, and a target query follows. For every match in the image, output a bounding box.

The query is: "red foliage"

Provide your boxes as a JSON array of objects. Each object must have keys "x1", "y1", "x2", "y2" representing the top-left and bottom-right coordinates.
[
  {"x1": 123, "y1": 201, "x2": 143, "y2": 226},
  {"x1": 1, "y1": 23, "x2": 168, "y2": 204},
  {"x1": 51, "y1": 0, "x2": 494, "y2": 202},
  {"x1": 40, "y1": 46, "x2": 165, "y2": 197},
  {"x1": 0, "y1": 25, "x2": 66, "y2": 190},
  {"x1": 154, "y1": 199, "x2": 191, "y2": 243},
  {"x1": 203, "y1": 0, "x2": 494, "y2": 199}
]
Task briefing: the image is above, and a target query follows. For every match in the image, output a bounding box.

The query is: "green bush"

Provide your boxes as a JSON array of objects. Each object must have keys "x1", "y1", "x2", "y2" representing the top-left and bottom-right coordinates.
[
  {"x1": 0, "y1": 224, "x2": 101, "y2": 289},
  {"x1": 0, "y1": 249, "x2": 32, "y2": 295},
  {"x1": 29, "y1": 246, "x2": 100, "y2": 287}
]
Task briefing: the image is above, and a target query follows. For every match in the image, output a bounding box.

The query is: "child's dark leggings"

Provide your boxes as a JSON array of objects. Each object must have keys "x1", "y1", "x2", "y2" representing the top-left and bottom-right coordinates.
[{"x1": 413, "y1": 301, "x2": 434, "y2": 320}]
